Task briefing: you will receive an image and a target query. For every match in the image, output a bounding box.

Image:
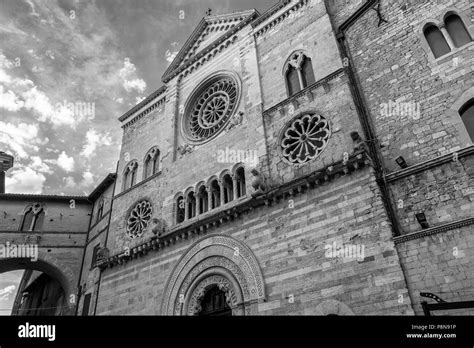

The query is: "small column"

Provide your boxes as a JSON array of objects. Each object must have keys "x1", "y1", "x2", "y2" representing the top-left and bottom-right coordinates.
[
  {"x1": 219, "y1": 179, "x2": 225, "y2": 206},
  {"x1": 207, "y1": 185, "x2": 213, "y2": 210},
  {"x1": 232, "y1": 174, "x2": 238, "y2": 200},
  {"x1": 196, "y1": 192, "x2": 201, "y2": 215},
  {"x1": 296, "y1": 68, "x2": 305, "y2": 91},
  {"x1": 184, "y1": 197, "x2": 189, "y2": 221},
  {"x1": 439, "y1": 24, "x2": 455, "y2": 51}
]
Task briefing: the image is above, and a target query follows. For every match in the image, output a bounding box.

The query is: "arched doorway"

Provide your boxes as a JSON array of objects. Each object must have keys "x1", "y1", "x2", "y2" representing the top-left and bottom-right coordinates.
[
  {"x1": 161, "y1": 234, "x2": 266, "y2": 316},
  {"x1": 0, "y1": 258, "x2": 75, "y2": 315},
  {"x1": 197, "y1": 286, "x2": 232, "y2": 316}
]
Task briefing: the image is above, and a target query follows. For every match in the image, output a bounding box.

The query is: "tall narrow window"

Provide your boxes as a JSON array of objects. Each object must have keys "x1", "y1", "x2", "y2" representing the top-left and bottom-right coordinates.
[
  {"x1": 301, "y1": 56, "x2": 315, "y2": 87},
  {"x1": 198, "y1": 186, "x2": 208, "y2": 214},
  {"x1": 235, "y1": 167, "x2": 246, "y2": 198},
  {"x1": 222, "y1": 174, "x2": 234, "y2": 204},
  {"x1": 284, "y1": 51, "x2": 315, "y2": 97},
  {"x1": 21, "y1": 209, "x2": 35, "y2": 231},
  {"x1": 286, "y1": 66, "x2": 301, "y2": 96},
  {"x1": 460, "y1": 99, "x2": 474, "y2": 142},
  {"x1": 20, "y1": 203, "x2": 45, "y2": 231},
  {"x1": 144, "y1": 148, "x2": 160, "y2": 179},
  {"x1": 96, "y1": 200, "x2": 104, "y2": 224},
  {"x1": 445, "y1": 14, "x2": 471, "y2": 48},
  {"x1": 176, "y1": 195, "x2": 185, "y2": 224},
  {"x1": 210, "y1": 180, "x2": 221, "y2": 209},
  {"x1": 32, "y1": 209, "x2": 45, "y2": 231},
  {"x1": 91, "y1": 244, "x2": 101, "y2": 267},
  {"x1": 81, "y1": 293, "x2": 92, "y2": 316},
  {"x1": 130, "y1": 167, "x2": 137, "y2": 187},
  {"x1": 187, "y1": 192, "x2": 196, "y2": 219},
  {"x1": 123, "y1": 161, "x2": 138, "y2": 191},
  {"x1": 424, "y1": 24, "x2": 451, "y2": 58}
]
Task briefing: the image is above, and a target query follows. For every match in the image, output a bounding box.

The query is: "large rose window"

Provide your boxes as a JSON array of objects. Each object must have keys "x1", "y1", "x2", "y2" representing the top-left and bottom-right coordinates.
[
  {"x1": 280, "y1": 113, "x2": 331, "y2": 164},
  {"x1": 126, "y1": 200, "x2": 152, "y2": 238},
  {"x1": 182, "y1": 73, "x2": 240, "y2": 144}
]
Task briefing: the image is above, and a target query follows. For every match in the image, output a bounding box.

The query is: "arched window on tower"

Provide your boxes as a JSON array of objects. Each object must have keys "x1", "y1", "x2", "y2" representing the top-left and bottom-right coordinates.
[
  {"x1": 144, "y1": 147, "x2": 160, "y2": 179},
  {"x1": 235, "y1": 167, "x2": 246, "y2": 198},
  {"x1": 424, "y1": 24, "x2": 451, "y2": 58},
  {"x1": 187, "y1": 191, "x2": 196, "y2": 219},
  {"x1": 210, "y1": 179, "x2": 221, "y2": 209},
  {"x1": 222, "y1": 174, "x2": 234, "y2": 204},
  {"x1": 20, "y1": 203, "x2": 45, "y2": 231},
  {"x1": 96, "y1": 200, "x2": 104, "y2": 224},
  {"x1": 444, "y1": 14, "x2": 472, "y2": 48},
  {"x1": 286, "y1": 65, "x2": 300, "y2": 96},
  {"x1": 284, "y1": 51, "x2": 315, "y2": 97},
  {"x1": 176, "y1": 195, "x2": 185, "y2": 224},
  {"x1": 459, "y1": 99, "x2": 474, "y2": 142},
  {"x1": 123, "y1": 161, "x2": 138, "y2": 191},
  {"x1": 198, "y1": 185, "x2": 208, "y2": 214}
]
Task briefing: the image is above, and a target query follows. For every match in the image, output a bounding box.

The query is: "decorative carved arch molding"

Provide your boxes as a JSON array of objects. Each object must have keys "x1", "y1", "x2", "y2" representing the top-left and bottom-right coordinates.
[{"x1": 161, "y1": 234, "x2": 265, "y2": 315}]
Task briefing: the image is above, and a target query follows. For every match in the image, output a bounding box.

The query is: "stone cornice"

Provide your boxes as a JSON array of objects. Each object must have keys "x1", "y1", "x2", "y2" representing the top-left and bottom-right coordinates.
[
  {"x1": 121, "y1": 97, "x2": 166, "y2": 130},
  {"x1": 392, "y1": 217, "x2": 474, "y2": 245},
  {"x1": 253, "y1": 0, "x2": 310, "y2": 38},
  {"x1": 385, "y1": 145, "x2": 474, "y2": 183},
  {"x1": 263, "y1": 68, "x2": 346, "y2": 117},
  {"x1": 162, "y1": 10, "x2": 259, "y2": 83},
  {"x1": 118, "y1": 85, "x2": 166, "y2": 123},
  {"x1": 98, "y1": 150, "x2": 372, "y2": 269}
]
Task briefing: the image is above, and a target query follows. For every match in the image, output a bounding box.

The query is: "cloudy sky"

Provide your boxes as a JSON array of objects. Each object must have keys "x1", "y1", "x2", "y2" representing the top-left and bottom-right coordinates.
[
  {"x1": 0, "y1": 0, "x2": 277, "y2": 314},
  {"x1": 0, "y1": 0, "x2": 276, "y2": 196}
]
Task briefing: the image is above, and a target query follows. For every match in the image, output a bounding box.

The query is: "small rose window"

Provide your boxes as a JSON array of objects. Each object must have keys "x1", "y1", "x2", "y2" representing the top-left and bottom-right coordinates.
[
  {"x1": 280, "y1": 113, "x2": 331, "y2": 164},
  {"x1": 126, "y1": 200, "x2": 152, "y2": 238}
]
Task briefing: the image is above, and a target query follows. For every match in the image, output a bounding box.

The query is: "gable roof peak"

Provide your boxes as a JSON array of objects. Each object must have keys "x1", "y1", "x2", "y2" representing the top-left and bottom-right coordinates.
[{"x1": 161, "y1": 9, "x2": 259, "y2": 83}]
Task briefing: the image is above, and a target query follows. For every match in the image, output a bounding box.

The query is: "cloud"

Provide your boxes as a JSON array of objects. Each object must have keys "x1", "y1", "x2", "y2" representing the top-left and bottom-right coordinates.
[
  {"x1": 0, "y1": 121, "x2": 40, "y2": 159},
  {"x1": 119, "y1": 58, "x2": 146, "y2": 93},
  {"x1": 0, "y1": 86, "x2": 23, "y2": 112},
  {"x1": 0, "y1": 285, "x2": 16, "y2": 301},
  {"x1": 80, "y1": 129, "x2": 112, "y2": 158},
  {"x1": 56, "y1": 151, "x2": 75, "y2": 172},
  {"x1": 165, "y1": 49, "x2": 179, "y2": 64},
  {"x1": 5, "y1": 167, "x2": 46, "y2": 194},
  {"x1": 30, "y1": 156, "x2": 53, "y2": 174},
  {"x1": 81, "y1": 171, "x2": 95, "y2": 187}
]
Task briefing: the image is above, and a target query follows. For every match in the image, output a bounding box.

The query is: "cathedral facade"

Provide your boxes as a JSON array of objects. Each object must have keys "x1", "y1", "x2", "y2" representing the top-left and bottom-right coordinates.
[{"x1": 1, "y1": 0, "x2": 473, "y2": 316}]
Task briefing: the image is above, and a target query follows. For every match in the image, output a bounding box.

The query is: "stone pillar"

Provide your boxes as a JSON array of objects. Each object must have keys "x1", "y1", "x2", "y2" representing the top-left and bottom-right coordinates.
[
  {"x1": 219, "y1": 179, "x2": 225, "y2": 206},
  {"x1": 232, "y1": 174, "x2": 238, "y2": 200},
  {"x1": 196, "y1": 192, "x2": 201, "y2": 215},
  {"x1": 207, "y1": 185, "x2": 213, "y2": 210},
  {"x1": 184, "y1": 197, "x2": 189, "y2": 221},
  {"x1": 439, "y1": 24, "x2": 455, "y2": 50}
]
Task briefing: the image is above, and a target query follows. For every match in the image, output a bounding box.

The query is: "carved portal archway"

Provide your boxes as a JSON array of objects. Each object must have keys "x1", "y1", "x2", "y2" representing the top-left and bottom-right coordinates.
[{"x1": 161, "y1": 234, "x2": 265, "y2": 315}]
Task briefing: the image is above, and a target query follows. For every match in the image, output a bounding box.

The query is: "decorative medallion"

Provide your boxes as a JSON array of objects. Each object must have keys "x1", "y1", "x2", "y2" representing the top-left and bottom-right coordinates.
[
  {"x1": 126, "y1": 200, "x2": 153, "y2": 238},
  {"x1": 182, "y1": 73, "x2": 240, "y2": 144},
  {"x1": 280, "y1": 113, "x2": 331, "y2": 164}
]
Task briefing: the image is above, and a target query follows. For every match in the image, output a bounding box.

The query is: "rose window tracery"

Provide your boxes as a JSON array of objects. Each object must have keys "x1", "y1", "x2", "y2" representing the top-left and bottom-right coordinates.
[
  {"x1": 182, "y1": 74, "x2": 240, "y2": 144},
  {"x1": 126, "y1": 200, "x2": 152, "y2": 238},
  {"x1": 280, "y1": 113, "x2": 331, "y2": 164}
]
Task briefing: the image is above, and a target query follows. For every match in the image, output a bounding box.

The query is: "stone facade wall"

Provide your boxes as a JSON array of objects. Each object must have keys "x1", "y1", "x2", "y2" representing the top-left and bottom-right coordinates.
[
  {"x1": 328, "y1": 0, "x2": 474, "y2": 315},
  {"x1": 396, "y1": 226, "x2": 474, "y2": 315},
  {"x1": 96, "y1": 167, "x2": 414, "y2": 315},
  {"x1": 0, "y1": 199, "x2": 91, "y2": 232},
  {"x1": 341, "y1": 0, "x2": 473, "y2": 172},
  {"x1": 77, "y1": 183, "x2": 115, "y2": 315},
  {"x1": 390, "y1": 156, "x2": 474, "y2": 234},
  {"x1": 256, "y1": 0, "x2": 342, "y2": 109}
]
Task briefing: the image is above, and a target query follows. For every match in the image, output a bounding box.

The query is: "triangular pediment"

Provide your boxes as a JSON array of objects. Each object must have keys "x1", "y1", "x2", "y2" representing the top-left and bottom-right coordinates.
[{"x1": 162, "y1": 9, "x2": 259, "y2": 82}]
